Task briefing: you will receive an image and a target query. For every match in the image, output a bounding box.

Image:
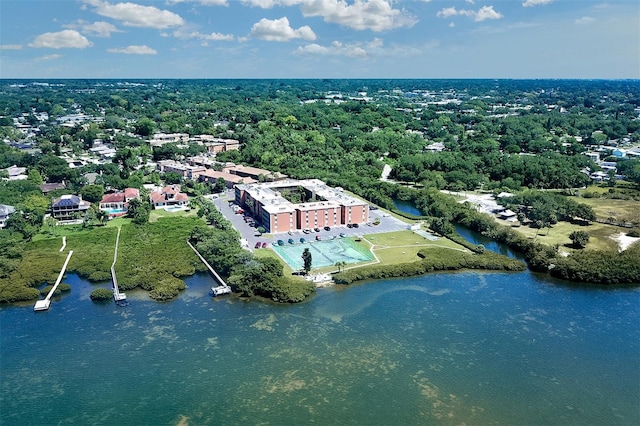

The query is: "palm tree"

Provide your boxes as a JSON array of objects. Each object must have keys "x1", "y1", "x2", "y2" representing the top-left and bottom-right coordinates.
[{"x1": 335, "y1": 261, "x2": 347, "y2": 273}]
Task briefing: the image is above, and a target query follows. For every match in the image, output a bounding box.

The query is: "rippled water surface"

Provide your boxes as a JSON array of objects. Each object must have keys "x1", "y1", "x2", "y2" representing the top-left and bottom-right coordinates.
[{"x1": 1, "y1": 271, "x2": 639, "y2": 425}]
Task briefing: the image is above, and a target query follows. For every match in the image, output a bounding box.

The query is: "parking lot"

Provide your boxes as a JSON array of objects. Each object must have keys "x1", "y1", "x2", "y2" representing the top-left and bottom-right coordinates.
[{"x1": 212, "y1": 190, "x2": 412, "y2": 251}]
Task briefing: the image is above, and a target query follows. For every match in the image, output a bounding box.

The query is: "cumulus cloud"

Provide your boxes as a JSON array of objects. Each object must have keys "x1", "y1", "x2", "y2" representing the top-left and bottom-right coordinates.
[
  {"x1": 523, "y1": 0, "x2": 552, "y2": 7},
  {"x1": 173, "y1": 28, "x2": 235, "y2": 41},
  {"x1": 83, "y1": 0, "x2": 184, "y2": 29},
  {"x1": 168, "y1": 0, "x2": 228, "y2": 5},
  {"x1": 300, "y1": 0, "x2": 417, "y2": 32},
  {"x1": 295, "y1": 37, "x2": 385, "y2": 57},
  {"x1": 0, "y1": 44, "x2": 23, "y2": 50},
  {"x1": 107, "y1": 44, "x2": 157, "y2": 54},
  {"x1": 575, "y1": 16, "x2": 596, "y2": 25},
  {"x1": 436, "y1": 5, "x2": 503, "y2": 22},
  {"x1": 29, "y1": 30, "x2": 93, "y2": 49},
  {"x1": 250, "y1": 17, "x2": 316, "y2": 41},
  {"x1": 65, "y1": 20, "x2": 122, "y2": 37},
  {"x1": 240, "y1": 0, "x2": 416, "y2": 32},
  {"x1": 475, "y1": 5, "x2": 503, "y2": 21}
]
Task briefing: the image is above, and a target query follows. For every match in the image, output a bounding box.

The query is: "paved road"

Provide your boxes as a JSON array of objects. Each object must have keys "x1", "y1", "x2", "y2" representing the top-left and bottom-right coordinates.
[{"x1": 212, "y1": 189, "x2": 412, "y2": 251}]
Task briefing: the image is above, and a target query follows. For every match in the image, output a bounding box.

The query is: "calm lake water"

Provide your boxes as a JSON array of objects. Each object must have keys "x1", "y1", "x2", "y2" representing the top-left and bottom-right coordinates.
[{"x1": 1, "y1": 270, "x2": 639, "y2": 425}]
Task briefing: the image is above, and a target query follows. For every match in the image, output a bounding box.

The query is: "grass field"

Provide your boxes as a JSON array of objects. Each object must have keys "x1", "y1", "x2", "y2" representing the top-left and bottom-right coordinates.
[{"x1": 364, "y1": 230, "x2": 468, "y2": 265}]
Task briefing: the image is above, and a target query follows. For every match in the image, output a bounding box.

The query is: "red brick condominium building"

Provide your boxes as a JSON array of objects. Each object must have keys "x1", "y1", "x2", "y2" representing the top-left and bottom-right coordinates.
[{"x1": 234, "y1": 179, "x2": 369, "y2": 233}]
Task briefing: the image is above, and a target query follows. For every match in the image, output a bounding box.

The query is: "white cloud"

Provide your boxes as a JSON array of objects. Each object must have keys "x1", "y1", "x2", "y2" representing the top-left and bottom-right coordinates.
[
  {"x1": 29, "y1": 30, "x2": 93, "y2": 49},
  {"x1": 475, "y1": 5, "x2": 503, "y2": 22},
  {"x1": 575, "y1": 16, "x2": 596, "y2": 25},
  {"x1": 168, "y1": 0, "x2": 228, "y2": 5},
  {"x1": 241, "y1": 0, "x2": 303, "y2": 7},
  {"x1": 300, "y1": 0, "x2": 418, "y2": 32},
  {"x1": 250, "y1": 17, "x2": 316, "y2": 42},
  {"x1": 523, "y1": 0, "x2": 552, "y2": 7},
  {"x1": 295, "y1": 37, "x2": 385, "y2": 57},
  {"x1": 36, "y1": 54, "x2": 63, "y2": 61},
  {"x1": 107, "y1": 44, "x2": 157, "y2": 54},
  {"x1": 65, "y1": 20, "x2": 122, "y2": 37},
  {"x1": 0, "y1": 44, "x2": 23, "y2": 50},
  {"x1": 173, "y1": 28, "x2": 235, "y2": 41},
  {"x1": 83, "y1": 0, "x2": 184, "y2": 29},
  {"x1": 436, "y1": 5, "x2": 503, "y2": 22}
]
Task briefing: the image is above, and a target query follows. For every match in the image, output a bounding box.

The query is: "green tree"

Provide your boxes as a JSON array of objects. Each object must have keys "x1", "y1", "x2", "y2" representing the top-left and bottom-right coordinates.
[
  {"x1": 80, "y1": 184, "x2": 105, "y2": 203},
  {"x1": 302, "y1": 248, "x2": 312, "y2": 274},
  {"x1": 569, "y1": 230, "x2": 590, "y2": 249},
  {"x1": 134, "y1": 118, "x2": 156, "y2": 137},
  {"x1": 21, "y1": 194, "x2": 49, "y2": 226},
  {"x1": 127, "y1": 197, "x2": 150, "y2": 225}
]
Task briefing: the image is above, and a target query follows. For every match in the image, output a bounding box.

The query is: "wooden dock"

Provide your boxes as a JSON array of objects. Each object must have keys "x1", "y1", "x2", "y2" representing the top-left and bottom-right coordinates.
[
  {"x1": 34, "y1": 250, "x2": 73, "y2": 311},
  {"x1": 186, "y1": 239, "x2": 232, "y2": 296},
  {"x1": 111, "y1": 227, "x2": 126, "y2": 303}
]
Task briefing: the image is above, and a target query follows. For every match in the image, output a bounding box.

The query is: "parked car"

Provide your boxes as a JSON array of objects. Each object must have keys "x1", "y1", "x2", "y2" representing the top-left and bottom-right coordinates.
[
  {"x1": 316, "y1": 235, "x2": 322, "y2": 241},
  {"x1": 314, "y1": 227, "x2": 321, "y2": 232},
  {"x1": 324, "y1": 226, "x2": 331, "y2": 231},
  {"x1": 288, "y1": 238, "x2": 295, "y2": 244},
  {"x1": 339, "y1": 232, "x2": 346, "y2": 237},
  {"x1": 347, "y1": 223, "x2": 353, "y2": 228},
  {"x1": 300, "y1": 237, "x2": 306, "y2": 243},
  {"x1": 254, "y1": 242, "x2": 262, "y2": 249},
  {"x1": 303, "y1": 228, "x2": 311, "y2": 234},
  {"x1": 277, "y1": 240, "x2": 285, "y2": 246},
  {"x1": 353, "y1": 223, "x2": 359, "y2": 228},
  {"x1": 262, "y1": 242, "x2": 268, "y2": 248}
]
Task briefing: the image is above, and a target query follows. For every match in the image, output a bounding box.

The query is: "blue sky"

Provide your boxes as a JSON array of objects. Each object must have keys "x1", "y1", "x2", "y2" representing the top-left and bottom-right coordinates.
[{"x1": 1, "y1": 0, "x2": 638, "y2": 79}]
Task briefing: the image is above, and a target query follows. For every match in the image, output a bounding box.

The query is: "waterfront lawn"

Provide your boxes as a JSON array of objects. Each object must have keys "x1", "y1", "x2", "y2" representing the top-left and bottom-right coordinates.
[
  {"x1": 365, "y1": 230, "x2": 468, "y2": 265},
  {"x1": 504, "y1": 220, "x2": 621, "y2": 252}
]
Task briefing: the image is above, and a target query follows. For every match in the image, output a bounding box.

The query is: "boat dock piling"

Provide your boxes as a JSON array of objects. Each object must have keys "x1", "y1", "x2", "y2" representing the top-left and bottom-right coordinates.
[{"x1": 34, "y1": 250, "x2": 74, "y2": 311}]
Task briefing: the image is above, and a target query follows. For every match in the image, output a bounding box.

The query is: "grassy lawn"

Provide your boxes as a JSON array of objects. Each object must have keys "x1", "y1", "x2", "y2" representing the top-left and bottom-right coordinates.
[
  {"x1": 501, "y1": 219, "x2": 622, "y2": 252},
  {"x1": 149, "y1": 208, "x2": 197, "y2": 222},
  {"x1": 365, "y1": 230, "x2": 468, "y2": 265},
  {"x1": 577, "y1": 197, "x2": 640, "y2": 224}
]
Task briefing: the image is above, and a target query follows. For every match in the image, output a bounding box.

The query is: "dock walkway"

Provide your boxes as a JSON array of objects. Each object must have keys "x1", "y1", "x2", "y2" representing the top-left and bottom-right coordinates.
[
  {"x1": 111, "y1": 227, "x2": 126, "y2": 303},
  {"x1": 34, "y1": 250, "x2": 73, "y2": 311},
  {"x1": 186, "y1": 239, "x2": 232, "y2": 296}
]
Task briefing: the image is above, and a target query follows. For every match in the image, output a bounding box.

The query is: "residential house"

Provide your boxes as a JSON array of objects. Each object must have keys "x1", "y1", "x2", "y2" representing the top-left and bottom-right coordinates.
[
  {"x1": 0, "y1": 204, "x2": 16, "y2": 228},
  {"x1": 149, "y1": 185, "x2": 189, "y2": 210},
  {"x1": 99, "y1": 188, "x2": 140, "y2": 218},
  {"x1": 51, "y1": 194, "x2": 91, "y2": 219},
  {"x1": 40, "y1": 182, "x2": 66, "y2": 194},
  {"x1": 2, "y1": 165, "x2": 28, "y2": 181}
]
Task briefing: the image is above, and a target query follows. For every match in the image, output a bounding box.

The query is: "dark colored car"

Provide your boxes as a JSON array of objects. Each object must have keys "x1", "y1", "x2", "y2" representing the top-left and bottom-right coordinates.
[
  {"x1": 353, "y1": 223, "x2": 359, "y2": 228},
  {"x1": 314, "y1": 227, "x2": 321, "y2": 232},
  {"x1": 277, "y1": 240, "x2": 285, "y2": 246},
  {"x1": 316, "y1": 235, "x2": 322, "y2": 241},
  {"x1": 300, "y1": 237, "x2": 306, "y2": 243},
  {"x1": 339, "y1": 232, "x2": 346, "y2": 237},
  {"x1": 324, "y1": 226, "x2": 331, "y2": 231},
  {"x1": 288, "y1": 238, "x2": 295, "y2": 244},
  {"x1": 255, "y1": 242, "x2": 261, "y2": 249},
  {"x1": 347, "y1": 223, "x2": 353, "y2": 228},
  {"x1": 262, "y1": 242, "x2": 268, "y2": 248}
]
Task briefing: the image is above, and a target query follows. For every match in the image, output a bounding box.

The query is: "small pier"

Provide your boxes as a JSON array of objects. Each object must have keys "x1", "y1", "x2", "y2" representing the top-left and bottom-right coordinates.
[
  {"x1": 111, "y1": 227, "x2": 126, "y2": 304},
  {"x1": 34, "y1": 250, "x2": 73, "y2": 311},
  {"x1": 186, "y1": 239, "x2": 232, "y2": 297}
]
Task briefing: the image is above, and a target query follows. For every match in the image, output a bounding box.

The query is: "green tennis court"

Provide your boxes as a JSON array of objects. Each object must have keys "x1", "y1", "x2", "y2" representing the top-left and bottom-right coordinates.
[{"x1": 272, "y1": 238, "x2": 373, "y2": 270}]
